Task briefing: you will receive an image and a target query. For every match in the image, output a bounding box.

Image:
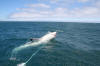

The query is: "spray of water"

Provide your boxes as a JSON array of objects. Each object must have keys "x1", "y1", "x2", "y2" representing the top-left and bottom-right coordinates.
[{"x1": 17, "y1": 45, "x2": 44, "y2": 66}]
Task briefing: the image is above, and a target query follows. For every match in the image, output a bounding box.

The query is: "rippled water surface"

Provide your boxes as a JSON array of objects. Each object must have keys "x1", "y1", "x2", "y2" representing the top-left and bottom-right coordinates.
[{"x1": 0, "y1": 22, "x2": 100, "y2": 66}]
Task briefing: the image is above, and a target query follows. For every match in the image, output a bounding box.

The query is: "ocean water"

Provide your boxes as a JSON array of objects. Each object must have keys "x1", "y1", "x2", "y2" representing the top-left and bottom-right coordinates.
[{"x1": 0, "y1": 22, "x2": 100, "y2": 66}]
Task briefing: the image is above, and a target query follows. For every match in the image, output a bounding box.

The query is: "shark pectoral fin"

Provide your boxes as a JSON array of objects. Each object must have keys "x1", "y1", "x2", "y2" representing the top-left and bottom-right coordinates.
[{"x1": 30, "y1": 38, "x2": 40, "y2": 42}]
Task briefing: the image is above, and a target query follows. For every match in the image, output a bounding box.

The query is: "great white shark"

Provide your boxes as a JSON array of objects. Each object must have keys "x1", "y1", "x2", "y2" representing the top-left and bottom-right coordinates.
[{"x1": 11, "y1": 32, "x2": 57, "y2": 56}]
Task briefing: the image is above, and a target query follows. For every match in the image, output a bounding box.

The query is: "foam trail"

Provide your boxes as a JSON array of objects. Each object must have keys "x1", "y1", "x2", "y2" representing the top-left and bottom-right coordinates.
[
  {"x1": 17, "y1": 45, "x2": 44, "y2": 66},
  {"x1": 10, "y1": 32, "x2": 57, "y2": 59}
]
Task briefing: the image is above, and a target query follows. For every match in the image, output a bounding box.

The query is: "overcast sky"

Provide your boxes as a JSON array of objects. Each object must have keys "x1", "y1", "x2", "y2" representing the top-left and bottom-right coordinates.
[{"x1": 0, "y1": 0, "x2": 100, "y2": 22}]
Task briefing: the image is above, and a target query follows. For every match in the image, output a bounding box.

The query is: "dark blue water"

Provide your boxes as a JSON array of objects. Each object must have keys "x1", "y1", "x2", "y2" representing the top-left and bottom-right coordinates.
[{"x1": 0, "y1": 22, "x2": 100, "y2": 66}]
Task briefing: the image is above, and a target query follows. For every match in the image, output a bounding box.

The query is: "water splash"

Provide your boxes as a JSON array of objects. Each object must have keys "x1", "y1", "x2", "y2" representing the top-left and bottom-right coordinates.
[{"x1": 17, "y1": 45, "x2": 44, "y2": 66}]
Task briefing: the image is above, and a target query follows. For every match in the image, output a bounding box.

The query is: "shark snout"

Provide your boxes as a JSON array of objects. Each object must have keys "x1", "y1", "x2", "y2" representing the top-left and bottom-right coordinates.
[{"x1": 52, "y1": 32, "x2": 57, "y2": 36}]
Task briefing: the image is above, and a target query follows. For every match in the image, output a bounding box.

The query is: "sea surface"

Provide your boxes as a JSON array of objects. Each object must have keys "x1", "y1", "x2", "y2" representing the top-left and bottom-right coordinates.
[{"x1": 0, "y1": 22, "x2": 100, "y2": 66}]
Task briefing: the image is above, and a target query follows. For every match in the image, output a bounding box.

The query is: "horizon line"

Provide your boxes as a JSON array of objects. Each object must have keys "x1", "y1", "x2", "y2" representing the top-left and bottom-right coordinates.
[{"x1": 0, "y1": 21, "x2": 100, "y2": 23}]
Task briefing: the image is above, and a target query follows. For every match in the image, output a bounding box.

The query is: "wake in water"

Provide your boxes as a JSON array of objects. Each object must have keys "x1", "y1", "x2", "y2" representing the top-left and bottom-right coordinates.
[
  {"x1": 10, "y1": 31, "x2": 57, "y2": 60},
  {"x1": 17, "y1": 45, "x2": 45, "y2": 66}
]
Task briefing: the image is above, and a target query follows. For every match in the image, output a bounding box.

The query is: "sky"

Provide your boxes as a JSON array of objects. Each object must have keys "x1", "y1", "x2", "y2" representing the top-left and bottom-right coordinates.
[{"x1": 0, "y1": 0, "x2": 100, "y2": 22}]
